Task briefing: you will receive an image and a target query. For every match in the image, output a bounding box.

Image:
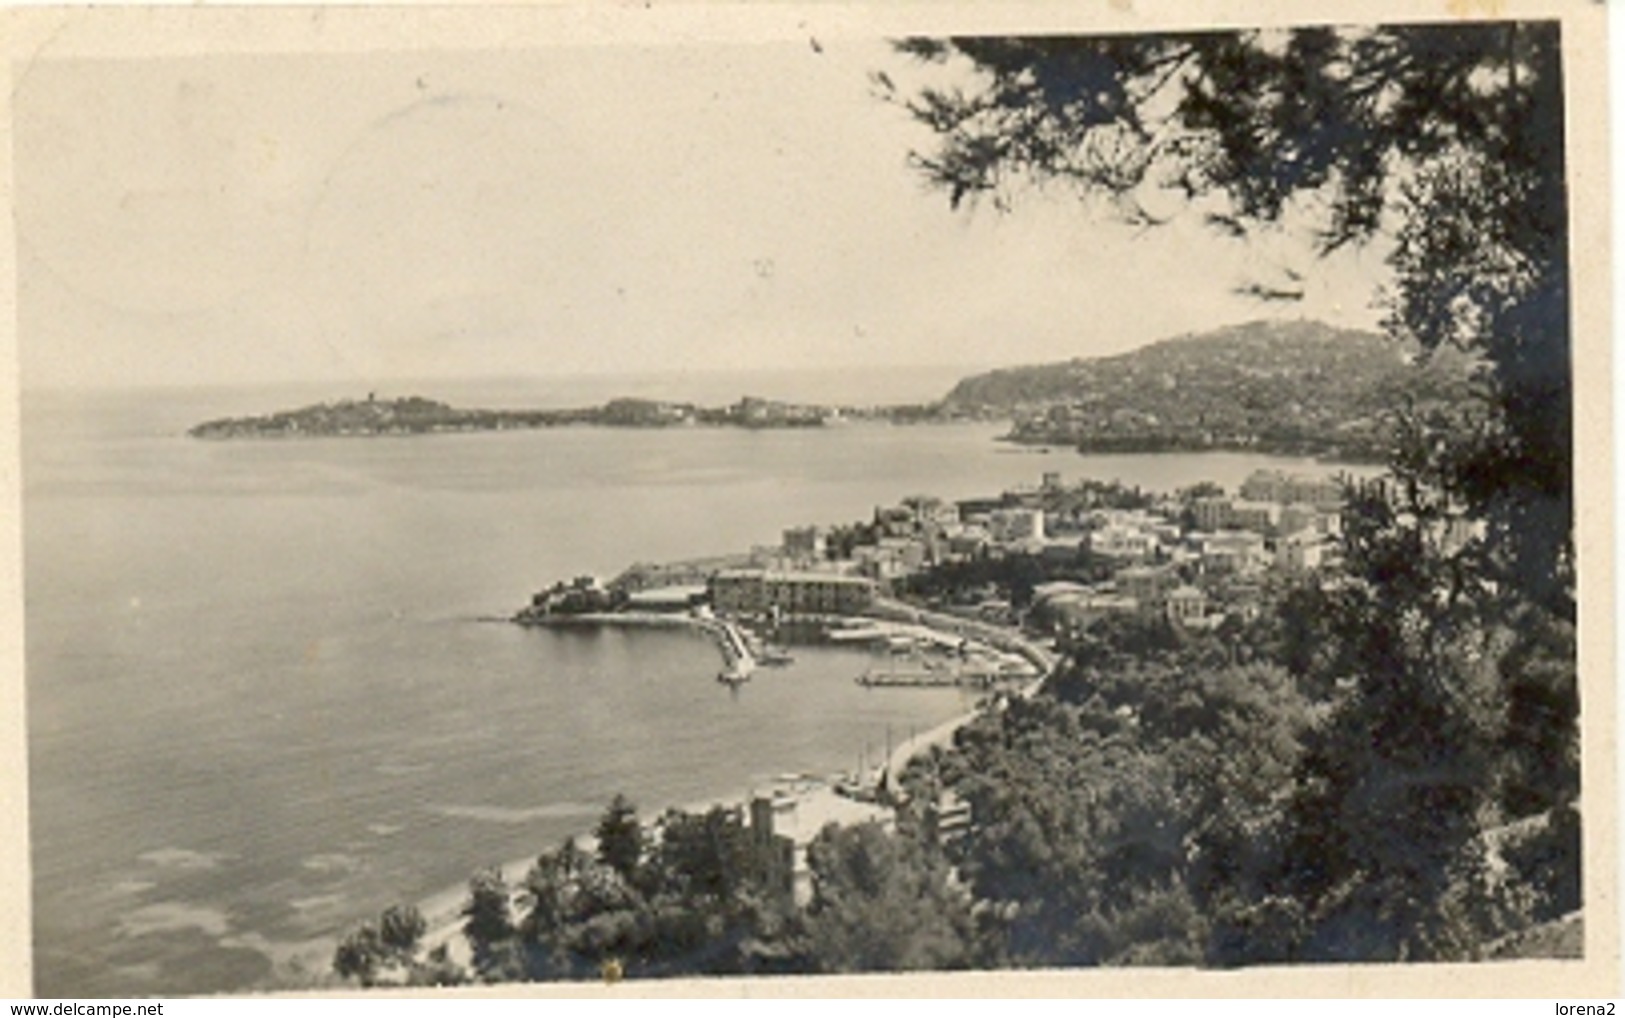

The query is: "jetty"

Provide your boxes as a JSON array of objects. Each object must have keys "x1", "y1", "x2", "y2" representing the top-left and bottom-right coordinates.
[
  {"x1": 856, "y1": 668, "x2": 1001, "y2": 690},
  {"x1": 701, "y1": 616, "x2": 757, "y2": 683}
]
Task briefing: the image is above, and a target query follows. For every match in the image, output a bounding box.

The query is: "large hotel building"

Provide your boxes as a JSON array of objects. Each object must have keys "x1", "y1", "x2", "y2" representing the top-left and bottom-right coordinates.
[{"x1": 708, "y1": 569, "x2": 877, "y2": 616}]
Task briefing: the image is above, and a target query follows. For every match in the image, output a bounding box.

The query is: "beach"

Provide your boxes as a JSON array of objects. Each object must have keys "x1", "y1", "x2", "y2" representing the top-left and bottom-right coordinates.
[{"x1": 379, "y1": 606, "x2": 1063, "y2": 985}]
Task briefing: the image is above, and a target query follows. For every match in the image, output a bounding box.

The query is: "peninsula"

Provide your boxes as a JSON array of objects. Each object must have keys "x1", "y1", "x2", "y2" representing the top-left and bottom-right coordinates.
[
  {"x1": 185, "y1": 393, "x2": 944, "y2": 439},
  {"x1": 944, "y1": 320, "x2": 1475, "y2": 462}
]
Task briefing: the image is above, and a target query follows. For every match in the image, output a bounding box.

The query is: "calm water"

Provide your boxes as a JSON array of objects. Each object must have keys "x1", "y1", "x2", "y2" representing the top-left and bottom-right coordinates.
[{"x1": 23, "y1": 373, "x2": 1366, "y2": 996}]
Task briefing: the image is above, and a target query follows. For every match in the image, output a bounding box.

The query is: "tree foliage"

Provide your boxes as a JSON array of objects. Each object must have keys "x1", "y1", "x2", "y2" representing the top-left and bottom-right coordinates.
[
  {"x1": 333, "y1": 903, "x2": 464, "y2": 988},
  {"x1": 958, "y1": 657, "x2": 1311, "y2": 965},
  {"x1": 463, "y1": 869, "x2": 523, "y2": 981},
  {"x1": 803, "y1": 821, "x2": 979, "y2": 971},
  {"x1": 595, "y1": 793, "x2": 645, "y2": 883}
]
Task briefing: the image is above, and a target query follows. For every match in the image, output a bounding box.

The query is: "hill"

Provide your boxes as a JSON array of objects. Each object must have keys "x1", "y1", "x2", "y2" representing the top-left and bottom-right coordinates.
[{"x1": 942, "y1": 319, "x2": 1474, "y2": 460}]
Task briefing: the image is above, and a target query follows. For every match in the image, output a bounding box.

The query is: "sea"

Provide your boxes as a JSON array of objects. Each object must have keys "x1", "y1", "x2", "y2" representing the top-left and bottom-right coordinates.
[{"x1": 20, "y1": 366, "x2": 1371, "y2": 996}]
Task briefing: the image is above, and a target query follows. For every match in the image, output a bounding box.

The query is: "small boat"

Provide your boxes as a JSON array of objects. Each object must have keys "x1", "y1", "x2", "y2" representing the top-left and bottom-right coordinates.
[
  {"x1": 885, "y1": 635, "x2": 917, "y2": 654},
  {"x1": 759, "y1": 645, "x2": 794, "y2": 666}
]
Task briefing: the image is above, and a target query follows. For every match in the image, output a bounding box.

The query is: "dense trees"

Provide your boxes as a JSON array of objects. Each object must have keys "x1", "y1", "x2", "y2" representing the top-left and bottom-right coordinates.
[
  {"x1": 803, "y1": 822, "x2": 979, "y2": 972},
  {"x1": 919, "y1": 644, "x2": 1311, "y2": 967},
  {"x1": 336, "y1": 561, "x2": 1577, "y2": 984},
  {"x1": 332, "y1": 903, "x2": 463, "y2": 988},
  {"x1": 334, "y1": 795, "x2": 985, "y2": 985},
  {"x1": 422, "y1": 799, "x2": 812, "y2": 983}
]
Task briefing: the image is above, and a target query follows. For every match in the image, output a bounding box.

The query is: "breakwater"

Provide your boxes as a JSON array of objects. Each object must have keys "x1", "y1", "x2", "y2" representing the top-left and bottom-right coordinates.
[{"x1": 516, "y1": 611, "x2": 757, "y2": 681}]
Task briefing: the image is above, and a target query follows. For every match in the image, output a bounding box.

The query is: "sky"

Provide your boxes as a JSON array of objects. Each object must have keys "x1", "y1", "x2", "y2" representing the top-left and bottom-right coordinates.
[{"x1": 13, "y1": 36, "x2": 1392, "y2": 392}]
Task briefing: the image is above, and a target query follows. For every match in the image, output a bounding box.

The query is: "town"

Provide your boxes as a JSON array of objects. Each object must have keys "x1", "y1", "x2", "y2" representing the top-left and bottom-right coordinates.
[{"x1": 514, "y1": 466, "x2": 1398, "y2": 684}]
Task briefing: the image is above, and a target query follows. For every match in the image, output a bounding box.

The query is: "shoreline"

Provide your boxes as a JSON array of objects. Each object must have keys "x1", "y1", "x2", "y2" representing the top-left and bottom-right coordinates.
[
  {"x1": 409, "y1": 607, "x2": 1060, "y2": 978},
  {"x1": 285, "y1": 606, "x2": 1058, "y2": 988}
]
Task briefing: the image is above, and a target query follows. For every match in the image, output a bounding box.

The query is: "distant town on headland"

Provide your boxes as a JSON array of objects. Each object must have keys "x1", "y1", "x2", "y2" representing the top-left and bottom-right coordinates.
[{"x1": 187, "y1": 320, "x2": 1474, "y2": 462}]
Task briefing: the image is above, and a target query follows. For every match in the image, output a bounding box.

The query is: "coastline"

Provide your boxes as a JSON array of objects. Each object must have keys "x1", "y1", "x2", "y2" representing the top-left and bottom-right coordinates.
[
  {"x1": 283, "y1": 605, "x2": 1059, "y2": 989},
  {"x1": 414, "y1": 607, "x2": 1059, "y2": 977}
]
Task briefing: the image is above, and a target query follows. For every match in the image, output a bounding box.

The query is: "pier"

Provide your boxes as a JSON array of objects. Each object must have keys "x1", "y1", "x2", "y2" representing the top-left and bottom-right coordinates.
[
  {"x1": 856, "y1": 668, "x2": 1000, "y2": 690},
  {"x1": 700, "y1": 616, "x2": 757, "y2": 683}
]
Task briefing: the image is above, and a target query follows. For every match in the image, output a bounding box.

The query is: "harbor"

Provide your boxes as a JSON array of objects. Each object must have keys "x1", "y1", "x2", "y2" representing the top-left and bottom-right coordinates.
[{"x1": 513, "y1": 609, "x2": 760, "y2": 684}]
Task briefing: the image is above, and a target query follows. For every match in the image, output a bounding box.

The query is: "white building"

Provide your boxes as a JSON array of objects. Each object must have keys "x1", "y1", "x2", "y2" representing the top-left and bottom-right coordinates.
[
  {"x1": 1200, "y1": 532, "x2": 1268, "y2": 575},
  {"x1": 1088, "y1": 523, "x2": 1161, "y2": 561},
  {"x1": 1275, "y1": 531, "x2": 1329, "y2": 573},
  {"x1": 987, "y1": 507, "x2": 1045, "y2": 545},
  {"x1": 1165, "y1": 584, "x2": 1208, "y2": 625}
]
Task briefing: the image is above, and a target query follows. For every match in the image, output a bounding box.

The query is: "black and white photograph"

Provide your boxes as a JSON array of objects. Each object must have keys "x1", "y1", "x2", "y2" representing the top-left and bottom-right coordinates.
[{"x1": 2, "y1": 0, "x2": 1615, "y2": 999}]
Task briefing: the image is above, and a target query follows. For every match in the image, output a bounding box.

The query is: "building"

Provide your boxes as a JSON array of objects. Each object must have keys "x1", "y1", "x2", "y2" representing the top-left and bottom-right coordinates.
[
  {"x1": 877, "y1": 536, "x2": 927, "y2": 571},
  {"x1": 1192, "y1": 496, "x2": 1280, "y2": 533},
  {"x1": 1049, "y1": 593, "x2": 1141, "y2": 635},
  {"x1": 1164, "y1": 584, "x2": 1208, "y2": 625},
  {"x1": 1191, "y1": 496, "x2": 1234, "y2": 533},
  {"x1": 709, "y1": 569, "x2": 877, "y2": 616},
  {"x1": 1228, "y1": 499, "x2": 1283, "y2": 533},
  {"x1": 943, "y1": 524, "x2": 991, "y2": 559},
  {"x1": 612, "y1": 555, "x2": 749, "y2": 592},
  {"x1": 1037, "y1": 538, "x2": 1084, "y2": 567},
  {"x1": 1275, "y1": 531, "x2": 1329, "y2": 573},
  {"x1": 1277, "y1": 502, "x2": 1321, "y2": 537},
  {"x1": 528, "y1": 575, "x2": 613, "y2": 615},
  {"x1": 624, "y1": 585, "x2": 709, "y2": 612},
  {"x1": 1199, "y1": 531, "x2": 1268, "y2": 575},
  {"x1": 901, "y1": 495, "x2": 961, "y2": 530},
  {"x1": 1115, "y1": 562, "x2": 1180, "y2": 610},
  {"x1": 1240, "y1": 469, "x2": 1346, "y2": 508},
  {"x1": 852, "y1": 538, "x2": 927, "y2": 582},
  {"x1": 782, "y1": 525, "x2": 827, "y2": 563},
  {"x1": 1032, "y1": 580, "x2": 1092, "y2": 602},
  {"x1": 987, "y1": 507, "x2": 1045, "y2": 545},
  {"x1": 872, "y1": 505, "x2": 917, "y2": 538},
  {"x1": 747, "y1": 797, "x2": 798, "y2": 904},
  {"x1": 1089, "y1": 522, "x2": 1162, "y2": 561},
  {"x1": 1428, "y1": 514, "x2": 1487, "y2": 557}
]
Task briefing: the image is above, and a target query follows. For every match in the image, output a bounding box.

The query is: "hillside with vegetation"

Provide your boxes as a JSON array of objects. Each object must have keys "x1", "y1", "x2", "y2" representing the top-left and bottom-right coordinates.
[{"x1": 943, "y1": 320, "x2": 1475, "y2": 460}]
